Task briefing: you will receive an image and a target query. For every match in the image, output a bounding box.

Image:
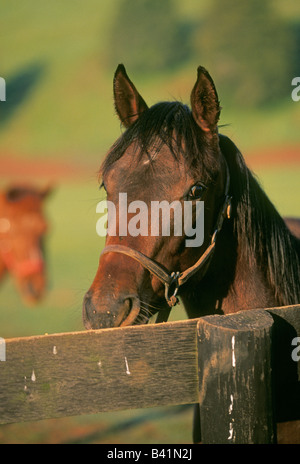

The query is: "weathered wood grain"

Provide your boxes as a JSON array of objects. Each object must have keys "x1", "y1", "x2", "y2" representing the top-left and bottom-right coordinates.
[
  {"x1": 197, "y1": 309, "x2": 275, "y2": 444},
  {"x1": 0, "y1": 304, "x2": 299, "y2": 442},
  {"x1": 0, "y1": 319, "x2": 199, "y2": 424}
]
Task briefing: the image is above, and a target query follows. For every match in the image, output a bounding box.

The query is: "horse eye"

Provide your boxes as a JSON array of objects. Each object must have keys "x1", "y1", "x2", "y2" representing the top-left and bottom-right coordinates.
[{"x1": 187, "y1": 184, "x2": 206, "y2": 200}]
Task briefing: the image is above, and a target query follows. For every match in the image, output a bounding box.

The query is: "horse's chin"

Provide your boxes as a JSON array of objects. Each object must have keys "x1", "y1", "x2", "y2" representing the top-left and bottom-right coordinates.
[
  {"x1": 82, "y1": 286, "x2": 169, "y2": 329},
  {"x1": 115, "y1": 293, "x2": 172, "y2": 327},
  {"x1": 19, "y1": 278, "x2": 45, "y2": 306},
  {"x1": 21, "y1": 292, "x2": 44, "y2": 306}
]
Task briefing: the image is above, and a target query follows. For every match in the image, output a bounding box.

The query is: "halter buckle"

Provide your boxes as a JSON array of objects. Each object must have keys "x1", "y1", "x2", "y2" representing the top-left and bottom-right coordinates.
[
  {"x1": 165, "y1": 271, "x2": 180, "y2": 307},
  {"x1": 226, "y1": 196, "x2": 232, "y2": 219}
]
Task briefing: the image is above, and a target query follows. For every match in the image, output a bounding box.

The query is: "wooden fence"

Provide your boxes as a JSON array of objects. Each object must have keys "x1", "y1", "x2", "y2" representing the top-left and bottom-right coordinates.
[{"x1": 0, "y1": 304, "x2": 299, "y2": 444}]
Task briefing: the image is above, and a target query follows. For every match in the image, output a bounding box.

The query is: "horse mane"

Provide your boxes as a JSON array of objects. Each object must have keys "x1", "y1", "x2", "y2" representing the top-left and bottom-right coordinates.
[
  {"x1": 219, "y1": 134, "x2": 300, "y2": 306},
  {"x1": 101, "y1": 101, "x2": 220, "y2": 183}
]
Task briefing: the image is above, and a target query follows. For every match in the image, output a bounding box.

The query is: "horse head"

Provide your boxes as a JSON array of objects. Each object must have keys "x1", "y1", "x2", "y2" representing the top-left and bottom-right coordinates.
[
  {"x1": 83, "y1": 65, "x2": 231, "y2": 329},
  {"x1": 0, "y1": 185, "x2": 52, "y2": 304}
]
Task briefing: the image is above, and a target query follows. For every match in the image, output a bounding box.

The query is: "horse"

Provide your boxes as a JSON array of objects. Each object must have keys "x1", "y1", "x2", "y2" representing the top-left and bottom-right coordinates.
[
  {"x1": 0, "y1": 185, "x2": 52, "y2": 304},
  {"x1": 82, "y1": 65, "x2": 300, "y2": 442},
  {"x1": 285, "y1": 217, "x2": 300, "y2": 240}
]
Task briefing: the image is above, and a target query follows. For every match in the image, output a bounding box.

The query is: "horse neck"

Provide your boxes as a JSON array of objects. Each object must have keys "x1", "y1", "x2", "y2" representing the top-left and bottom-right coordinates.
[
  {"x1": 181, "y1": 167, "x2": 300, "y2": 318},
  {"x1": 181, "y1": 220, "x2": 277, "y2": 318},
  {"x1": 218, "y1": 224, "x2": 279, "y2": 313}
]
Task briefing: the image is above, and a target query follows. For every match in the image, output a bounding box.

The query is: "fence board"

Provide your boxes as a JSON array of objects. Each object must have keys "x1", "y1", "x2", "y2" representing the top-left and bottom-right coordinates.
[
  {"x1": 0, "y1": 304, "x2": 299, "y2": 440},
  {"x1": 0, "y1": 319, "x2": 199, "y2": 424}
]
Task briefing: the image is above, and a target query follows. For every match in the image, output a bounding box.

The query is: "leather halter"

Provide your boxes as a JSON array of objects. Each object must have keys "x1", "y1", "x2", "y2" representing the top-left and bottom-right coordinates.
[{"x1": 101, "y1": 161, "x2": 232, "y2": 313}]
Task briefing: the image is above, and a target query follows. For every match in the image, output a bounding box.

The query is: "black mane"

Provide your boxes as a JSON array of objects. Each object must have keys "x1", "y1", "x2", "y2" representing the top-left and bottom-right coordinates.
[
  {"x1": 101, "y1": 101, "x2": 220, "y2": 182},
  {"x1": 219, "y1": 134, "x2": 300, "y2": 306}
]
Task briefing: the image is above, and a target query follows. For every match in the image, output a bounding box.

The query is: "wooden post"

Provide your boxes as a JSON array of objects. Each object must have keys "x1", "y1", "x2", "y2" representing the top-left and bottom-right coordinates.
[
  {"x1": 197, "y1": 309, "x2": 275, "y2": 444},
  {"x1": 267, "y1": 305, "x2": 300, "y2": 423}
]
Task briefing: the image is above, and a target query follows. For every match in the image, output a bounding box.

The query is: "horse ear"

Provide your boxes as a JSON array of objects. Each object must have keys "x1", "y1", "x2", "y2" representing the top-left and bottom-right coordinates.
[
  {"x1": 191, "y1": 66, "x2": 221, "y2": 135},
  {"x1": 113, "y1": 64, "x2": 148, "y2": 128}
]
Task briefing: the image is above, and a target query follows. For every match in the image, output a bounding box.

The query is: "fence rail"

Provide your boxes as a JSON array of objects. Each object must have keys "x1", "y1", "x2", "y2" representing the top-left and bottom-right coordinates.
[{"x1": 0, "y1": 304, "x2": 299, "y2": 444}]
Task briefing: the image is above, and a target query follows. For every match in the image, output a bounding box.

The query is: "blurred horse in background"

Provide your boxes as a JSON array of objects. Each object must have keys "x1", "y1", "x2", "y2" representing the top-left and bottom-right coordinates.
[{"x1": 0, "y1": 185, "x2": 52, "y2": 304}]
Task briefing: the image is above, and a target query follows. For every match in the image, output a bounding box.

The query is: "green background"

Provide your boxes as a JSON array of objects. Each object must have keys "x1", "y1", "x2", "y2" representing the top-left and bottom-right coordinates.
[{"x1": 0, "y1": 0, "x2": 299, "y2": 444}]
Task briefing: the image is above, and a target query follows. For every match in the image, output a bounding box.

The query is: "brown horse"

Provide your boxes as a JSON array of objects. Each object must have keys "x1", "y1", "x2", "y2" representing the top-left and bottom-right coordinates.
[
  {"x1": 83, "y1": 65, "x2": 300, "y2": 442},
  {"x1": 0, "y1": 185, "x2": 52, "y2": 304},
  {"x1": 285, "y1": 217, "x2": 300, "y2": 240},
  {"x1": 83, "y1": 64, "x2": 300, "y2": 328}
]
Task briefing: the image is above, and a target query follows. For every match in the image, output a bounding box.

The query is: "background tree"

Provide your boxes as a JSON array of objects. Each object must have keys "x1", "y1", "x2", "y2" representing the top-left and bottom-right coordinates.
[
  {"x1": 194, "y1": 0, "x2": 296, "y2": 107},
  {"x1": 108, "y1": 0, "x2": 192, "y2": 74}
]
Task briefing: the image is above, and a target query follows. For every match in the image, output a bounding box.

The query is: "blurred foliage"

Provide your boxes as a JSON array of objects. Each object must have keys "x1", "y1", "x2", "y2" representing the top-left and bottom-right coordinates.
[
  {"x1": 109, "y1": 0, "x2": 299, "y2": 107},
  {"x1": 108, "y1": 0, "x2": 193, "y2": 73},
  {"x1": 0, "y1": 0, "x2": 300, "y2": 157},
  {"x1": 193, "y1": 0, "x2": 298, "y2": 107}
]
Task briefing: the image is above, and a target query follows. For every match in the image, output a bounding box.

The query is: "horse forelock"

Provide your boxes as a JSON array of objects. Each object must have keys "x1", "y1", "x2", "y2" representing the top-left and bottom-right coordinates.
[{"x1": 100, "y1": 101, "x2": 220, "y2": 184}]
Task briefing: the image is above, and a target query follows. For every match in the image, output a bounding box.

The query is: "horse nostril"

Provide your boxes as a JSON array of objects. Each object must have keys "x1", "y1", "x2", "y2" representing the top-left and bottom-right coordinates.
[
  {"x1": 83, "y1": 290, "x2": 118, "y2": 329},
  {"x1": 82, "y1": 290, "x2": 141, "y2": 329},
  {"x1": 118, "y1": 295, "x2": 140, "y2": 326},
  {"x1": 124, "y1": 297, "x2": 133, "y2": 312},
  {"x1": 21, "y1": 279, "x2": 44, "y2": 304}
]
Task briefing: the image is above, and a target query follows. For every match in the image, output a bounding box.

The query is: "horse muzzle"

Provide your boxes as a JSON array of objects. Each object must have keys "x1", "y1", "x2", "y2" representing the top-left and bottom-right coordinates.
[{"x1": 82, "y1": 289, "x2": 141, "y2": 329}]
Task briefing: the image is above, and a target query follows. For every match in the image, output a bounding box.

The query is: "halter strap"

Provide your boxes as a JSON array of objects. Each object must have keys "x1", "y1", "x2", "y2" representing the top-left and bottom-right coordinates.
[{"x1": 101, "y1": 161, "x2": 232, "y2": 309}]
